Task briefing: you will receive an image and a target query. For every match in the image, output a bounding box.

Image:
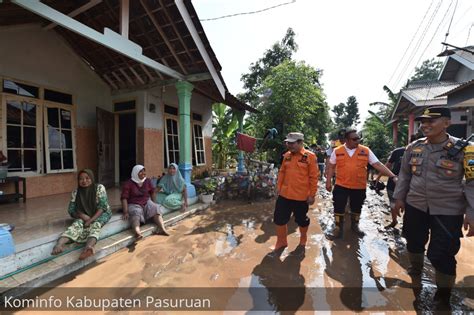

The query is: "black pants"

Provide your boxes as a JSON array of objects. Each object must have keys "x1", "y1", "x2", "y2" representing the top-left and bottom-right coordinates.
[
  {"x1": 403, "y1": 203, "x2": 463, "y2": 275},
  {"x1": 332, "y1": 185, "x2": 366, "y2": 215},
  {"x1": 274, "y1": 196, "x2": 310, "y2": 227}
]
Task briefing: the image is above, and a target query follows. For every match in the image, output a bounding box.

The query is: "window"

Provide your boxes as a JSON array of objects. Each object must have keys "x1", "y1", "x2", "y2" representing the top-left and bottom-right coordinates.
[
  {"x1": 44, "y1": 89, "x2": 73, "y2": 105},
  {"x1": 164, "y1": 118, "x2": 179, "y2": 166},
  {"x1": 5, "y1": 99, "x2": 40, "y2": 173},
  {"x1": 164, "y1": 105, "x2": 178, "y2": 116},
  {"x1": 192, "y1": 124, "x2": 206, "y2": 166},
  {"x1": 2, "y1": 84, "x2": 76, "y2": 175},
  {"x1": 3, "y1": 79, "x2": 39, "y2": 98},
  {"x1": 44, "y1": 104, "x2": 75, "y2": 172},
  {"x1": 114, "y1": 100, "x2": 136, "y2": 112}
]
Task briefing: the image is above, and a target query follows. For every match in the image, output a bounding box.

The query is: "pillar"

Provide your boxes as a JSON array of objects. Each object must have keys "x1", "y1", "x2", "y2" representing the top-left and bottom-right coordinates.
[
  {"x1": 234, "y1": 110, "x2": 246, "y2": 174},
  {"x1": 175, "y1": 81, "x2": 196, "y2": 200}
]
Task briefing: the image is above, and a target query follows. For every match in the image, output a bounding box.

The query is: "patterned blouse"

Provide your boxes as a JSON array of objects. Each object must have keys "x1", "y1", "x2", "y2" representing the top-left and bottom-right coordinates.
[{"x1": 67, "y1": 184, "x2": 112, "y2": 226}]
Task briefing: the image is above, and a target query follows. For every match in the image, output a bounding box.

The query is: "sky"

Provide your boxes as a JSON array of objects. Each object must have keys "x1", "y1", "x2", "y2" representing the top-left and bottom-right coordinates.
[{"x1": 193, "y1": 0, "x2": 473, "y2": 124}]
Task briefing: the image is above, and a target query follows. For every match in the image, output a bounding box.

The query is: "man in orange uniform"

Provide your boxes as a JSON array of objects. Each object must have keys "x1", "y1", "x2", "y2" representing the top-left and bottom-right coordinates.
[
  {"x1": 326, "y1": 129, "x2": 397, "y2": 239},
  {"x1": 274, "y1": 132, "x2": 319, "y2": 251}
]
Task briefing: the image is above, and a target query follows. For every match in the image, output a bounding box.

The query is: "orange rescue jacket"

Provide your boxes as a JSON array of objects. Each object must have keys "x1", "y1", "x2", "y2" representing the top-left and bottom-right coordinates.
[
  {"x1": 335, "y1": 145, "x2": 370, "y2": 189},
  {"x1": 277, "y1": 148, "x2": 318, "y2": 201}
]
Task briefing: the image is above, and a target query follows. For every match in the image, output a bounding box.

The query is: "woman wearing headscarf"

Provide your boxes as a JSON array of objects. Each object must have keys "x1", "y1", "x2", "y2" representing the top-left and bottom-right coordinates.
[
  {"x1": 156, "y1": 163, "x2": 188, "y2": 211},
  {"x1": 51, "y1": 169, "x2": 112, "y2": 260},
  {"x1": 121, "y1": 165, "x2": 169, "y2": 239}
]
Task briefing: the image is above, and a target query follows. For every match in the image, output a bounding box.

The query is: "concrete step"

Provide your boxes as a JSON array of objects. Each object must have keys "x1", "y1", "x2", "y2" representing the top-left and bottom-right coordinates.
[{"x1": 0, "y1": 201, "x2": 210, "y2": 283}]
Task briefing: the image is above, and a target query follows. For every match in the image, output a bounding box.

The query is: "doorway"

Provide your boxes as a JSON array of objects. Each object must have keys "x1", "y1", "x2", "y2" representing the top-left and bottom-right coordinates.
[{"x1": 118, "y1": 113, "x2": 136, "y2": 181}]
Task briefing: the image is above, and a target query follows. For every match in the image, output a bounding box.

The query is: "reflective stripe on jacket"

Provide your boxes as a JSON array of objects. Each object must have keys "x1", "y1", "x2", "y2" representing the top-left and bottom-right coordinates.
[
  {"x1": 335, "y1": 145, "x2": 369, "y2": 189},
  {"x1": 277, "y1": 148, "x2": 318, "y2": 201}
]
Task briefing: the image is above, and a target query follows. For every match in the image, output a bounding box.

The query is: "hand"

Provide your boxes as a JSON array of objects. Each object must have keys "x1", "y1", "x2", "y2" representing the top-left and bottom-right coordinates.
[
  {"x1": 325, "y1": 181, "x2": 332, "y2": 192},
  {"x1": 463, "y1": 216, "x2": 474, "y2": 237},
  {"x1": 78, "y1": 212, "x2": 91, "y2": 222},
  {"x1": 392, "y1": 199, "x2": 405, "y2": 218},
  {"x1": 121, "y1": 212, "x2": 129, "y2": 221},
  {"x1": 307, "y1": 196, "x2": 315, "y2": 205},
  {"x1": 84, "y1": 220, "x2": 92, "y2": 227}
]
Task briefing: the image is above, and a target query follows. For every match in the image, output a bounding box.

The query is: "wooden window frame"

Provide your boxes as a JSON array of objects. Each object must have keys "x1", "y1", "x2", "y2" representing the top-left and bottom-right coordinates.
[
  {"x1": 43, "y1": 100, "x2": 77, "y2": 173},
  {"x1": 164, "y1": 115, "x2": 180, "y2": 166},
  {"x1": 192, "y1": 123, "x2": 206, "y2": 166}
]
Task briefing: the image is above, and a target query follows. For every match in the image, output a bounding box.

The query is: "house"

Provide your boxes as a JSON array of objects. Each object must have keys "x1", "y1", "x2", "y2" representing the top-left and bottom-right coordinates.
[
  {"x1": 0, "y1": 0, "x2": 255, "y2": 201},
  {"x1": 391, "y1": 46, "x2": 474, "y2": 143}
]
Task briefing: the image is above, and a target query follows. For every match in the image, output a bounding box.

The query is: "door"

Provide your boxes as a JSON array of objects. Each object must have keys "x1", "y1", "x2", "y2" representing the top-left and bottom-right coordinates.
[
  {"x1": 97, "y1": 107, "x2": 115, "y2": 187},
  {"x1": 119, "y1": 113, "x2": 136, "y2": 181}
]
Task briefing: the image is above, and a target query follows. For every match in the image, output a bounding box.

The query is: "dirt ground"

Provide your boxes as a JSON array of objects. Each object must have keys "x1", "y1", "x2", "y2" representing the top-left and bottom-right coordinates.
[{"x1": 13, "y1": 183, "x2": 474, "y2": 314}]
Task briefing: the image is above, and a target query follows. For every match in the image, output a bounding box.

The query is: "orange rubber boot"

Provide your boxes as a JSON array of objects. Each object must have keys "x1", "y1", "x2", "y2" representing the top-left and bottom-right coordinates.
[{"x1": 274, "y1": 224, "x2": 288, "y2": 250}]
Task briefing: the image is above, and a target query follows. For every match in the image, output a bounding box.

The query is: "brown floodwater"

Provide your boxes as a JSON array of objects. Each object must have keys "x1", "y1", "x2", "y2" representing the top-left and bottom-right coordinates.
[{"x1": 12, "y1": 183, "x2": 474, "y2": 314}]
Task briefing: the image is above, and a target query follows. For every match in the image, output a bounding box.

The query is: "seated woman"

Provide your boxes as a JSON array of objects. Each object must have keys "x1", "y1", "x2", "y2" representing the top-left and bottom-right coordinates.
[
  {"x1": 51, "y1": 169, "x2": 112, "y2": 260},
  {"x1": 156, "y1": 163, "x2": 188, "y2": 211},
  {"x1": 121, "y1": 165, "x2": 169, "y2": 239}
]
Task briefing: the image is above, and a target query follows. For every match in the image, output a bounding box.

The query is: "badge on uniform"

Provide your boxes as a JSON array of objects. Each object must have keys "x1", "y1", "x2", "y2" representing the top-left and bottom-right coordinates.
[
  {"x1": 299, "y1": 153, "x2": 309, "y2": 163},
  {"x1": 464, "y1": 145, "x2": 474, "y2": 181}
]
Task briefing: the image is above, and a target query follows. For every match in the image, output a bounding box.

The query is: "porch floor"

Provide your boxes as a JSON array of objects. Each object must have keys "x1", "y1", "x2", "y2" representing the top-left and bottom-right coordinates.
[{"x1": 0, "y1": 187, "x2": 123, "y2": 246}]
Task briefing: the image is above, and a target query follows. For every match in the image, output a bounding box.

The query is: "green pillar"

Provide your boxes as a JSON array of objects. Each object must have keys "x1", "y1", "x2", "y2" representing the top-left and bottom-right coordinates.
[
  {"x1": 234, "y1": 110, "x2": 246, "y2": 173},
  {"x1": 175, "y1": 81, "x2": 196, "y2": 199}
]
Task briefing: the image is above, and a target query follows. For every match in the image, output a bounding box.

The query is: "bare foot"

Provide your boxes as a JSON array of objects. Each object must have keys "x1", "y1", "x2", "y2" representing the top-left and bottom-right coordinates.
[
  {"x1": 51, "y1": 244, "x2": 65, "y2": 255},
  {"x1": 78, "y1": 247, "x2": 94, "y2": 260},
  {"x1": 135, "y1": 232, "x2": 144, "y2": 240}
]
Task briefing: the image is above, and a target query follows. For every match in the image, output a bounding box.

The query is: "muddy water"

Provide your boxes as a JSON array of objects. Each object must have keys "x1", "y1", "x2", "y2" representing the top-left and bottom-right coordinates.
[{"x1": 14, "y1": 183, "x2": 474, "y2": 314}]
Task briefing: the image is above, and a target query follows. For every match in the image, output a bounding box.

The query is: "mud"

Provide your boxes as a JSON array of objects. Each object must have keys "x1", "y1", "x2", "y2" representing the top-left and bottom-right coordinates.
[{"x1": 13, "y1": 183, "x2": 474, "y2": 314}]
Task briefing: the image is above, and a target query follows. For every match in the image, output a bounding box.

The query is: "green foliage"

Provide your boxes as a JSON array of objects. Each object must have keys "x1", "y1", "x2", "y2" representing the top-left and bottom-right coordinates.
[
  {"x1": 408, "y1": 58, "x2": 443, "y2": 83},
  {"x1": 332, "y1": 96, "x2": 360, "y2": 128},
  {"x1": 197, "y1": 178, "x2": 218, "y2": 195},
  {"x1": 255, "y1": 60, "x2": 331, "y2": 162},
  {"x1": 239, "y1": 28, "x2": 298, "y2": 107},
  {"x1": 361, "y1": 115, "x2": 393, "y2": 161},
  {"x1": 212, "y1": 103, "x2": 239, "y2": 169}
]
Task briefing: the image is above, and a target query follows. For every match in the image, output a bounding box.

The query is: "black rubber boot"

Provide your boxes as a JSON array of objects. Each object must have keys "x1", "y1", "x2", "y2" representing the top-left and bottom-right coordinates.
[
  {"x1": 350, "y1": 213, "x2": 365, "y2": 237},
  {"x1": 407, "y1": 252, "x2": 424, "y2": 277},
  {"x1": 433, "y1": 271, "x2": 455, "y2": 308}
]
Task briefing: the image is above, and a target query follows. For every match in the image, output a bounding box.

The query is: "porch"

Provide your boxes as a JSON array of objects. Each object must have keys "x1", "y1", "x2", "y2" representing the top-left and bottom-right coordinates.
[{"x1": 0, "y1": 188, "x2": 212, "y2": 298}]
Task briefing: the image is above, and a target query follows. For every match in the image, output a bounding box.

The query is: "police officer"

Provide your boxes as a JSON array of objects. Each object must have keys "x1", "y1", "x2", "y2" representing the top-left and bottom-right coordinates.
[
  {"x1": 274, "y1": 132, "x2": 318, "y2": 251},
  {"x1": 326, "y1": 128, "x2": 397, "y2": 238},
  {"x1": 392, "y1": 107, "x2": 474, "y2": 303}
]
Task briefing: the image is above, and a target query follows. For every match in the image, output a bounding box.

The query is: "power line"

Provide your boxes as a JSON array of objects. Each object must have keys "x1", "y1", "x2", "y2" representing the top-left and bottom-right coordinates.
[
  {"x1": 386, "y1": 0, "x2": 435, "y2": 88},
  {"x1": 200, "y1": 0, "x2": 297, "y2": 22},
  {"x1": 392, "y1": 0, "x2": 443, "y2": 90}
]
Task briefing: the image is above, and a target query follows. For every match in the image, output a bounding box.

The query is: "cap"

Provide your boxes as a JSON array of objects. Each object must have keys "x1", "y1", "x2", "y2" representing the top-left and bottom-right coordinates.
[
  {"x1": 415, "y1": 107, "x2": 451, "y2": 121},
  {"x1": 284, "y1": 132, "x2": 304, "y2": 143}
]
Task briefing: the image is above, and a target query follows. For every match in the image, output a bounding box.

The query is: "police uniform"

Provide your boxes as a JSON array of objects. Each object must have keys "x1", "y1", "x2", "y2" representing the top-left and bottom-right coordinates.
[{"x1": 393, "y1": 107, "x2": 474, "y2": 298}]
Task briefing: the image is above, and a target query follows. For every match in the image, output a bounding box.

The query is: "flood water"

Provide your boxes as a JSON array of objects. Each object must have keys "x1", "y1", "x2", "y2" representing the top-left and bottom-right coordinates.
[{"x1": 13, "y1": 182, "x2": 474, "y2": 314}]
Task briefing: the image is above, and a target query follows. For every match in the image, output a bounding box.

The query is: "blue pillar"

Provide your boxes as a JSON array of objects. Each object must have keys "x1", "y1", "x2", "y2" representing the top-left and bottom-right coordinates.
[
  {"x1": 175, "y1": 81, "x2": 197, "y2": 202},
  {"x1": 235, "y1": 110, "x2": 246, "y2": 174}
]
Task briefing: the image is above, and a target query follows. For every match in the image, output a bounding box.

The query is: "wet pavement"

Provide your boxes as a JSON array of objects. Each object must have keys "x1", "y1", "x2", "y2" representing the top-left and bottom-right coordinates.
[{"x1": 12, "y1": 182, "x2": 474, "y2": 314}]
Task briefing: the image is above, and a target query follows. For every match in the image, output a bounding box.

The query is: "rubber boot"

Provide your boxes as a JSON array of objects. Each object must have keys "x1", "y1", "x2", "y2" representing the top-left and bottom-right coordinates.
[
  {"x1": 274, "y1": 224, "x2": 288, "y2": 250},
  {"x1": 407, "y1": 252, "x2": 424, "y2": 277},
  {"x1": 331, "y1": 214, "x2": 344, "y2": 239},
  {"x1": 434, "y1": 271, "x2": 455, "y2": 305},
  {"x1": 350, "y1": 213, "x2": 365, "y2": 237},
  {"x1": 299, "y1": 226, "x2": 309, "y2": 246}
]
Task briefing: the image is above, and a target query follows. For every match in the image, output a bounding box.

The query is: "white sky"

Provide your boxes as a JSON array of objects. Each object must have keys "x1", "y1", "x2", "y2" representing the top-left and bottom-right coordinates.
[{"x1": 194, "y1": 0, "x2": 473, "y2": 123}]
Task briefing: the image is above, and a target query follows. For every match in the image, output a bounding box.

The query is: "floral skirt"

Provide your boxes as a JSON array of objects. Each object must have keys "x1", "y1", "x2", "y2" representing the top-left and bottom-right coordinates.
[{"x1": 61, "y1": 219, "x2": 103, "y2": 243}]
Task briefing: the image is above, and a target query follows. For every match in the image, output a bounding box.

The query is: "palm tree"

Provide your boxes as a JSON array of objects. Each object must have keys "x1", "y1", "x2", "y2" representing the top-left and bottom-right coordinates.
[{"x1": 212, "y1": 103, "x2": 239, "y2": 169}]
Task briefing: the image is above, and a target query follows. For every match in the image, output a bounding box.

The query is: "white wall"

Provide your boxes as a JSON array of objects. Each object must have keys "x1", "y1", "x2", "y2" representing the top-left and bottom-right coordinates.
[
  {"x1": 0, "y1": 24, "x2": 112, "y2": 127},
  {"x1": 147, "y1": 84, "x2": 213, "y2": 136}
]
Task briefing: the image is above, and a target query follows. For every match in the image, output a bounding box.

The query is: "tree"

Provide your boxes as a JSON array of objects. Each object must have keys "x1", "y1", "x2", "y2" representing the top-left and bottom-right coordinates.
[
  {"x1": 212, "y1": 103, "x2": 239, "y2": 169},
  {"x1": 408, "y1": 58, "x2": 443, "y2": 83},
  {"x1": 332, "y1": 96, "x2": 360, "y2": 129},
  {"x1": 256, "y1": 60, "x2": 331, "y2": 162},
  {"x1": 239, "y1": 28, "x2": 298, "y2": 107}
]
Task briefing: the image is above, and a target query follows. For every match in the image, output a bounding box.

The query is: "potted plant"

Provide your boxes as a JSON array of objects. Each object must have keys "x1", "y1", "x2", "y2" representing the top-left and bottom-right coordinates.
[{"x1": 198, "y1": 178, "x2": 217, "y2": 203}]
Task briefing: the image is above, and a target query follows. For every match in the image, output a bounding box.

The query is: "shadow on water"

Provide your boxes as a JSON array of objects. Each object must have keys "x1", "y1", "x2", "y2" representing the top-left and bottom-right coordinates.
[{"x1": 249, "y1": 246, "x2": 306, "y2": 314}]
